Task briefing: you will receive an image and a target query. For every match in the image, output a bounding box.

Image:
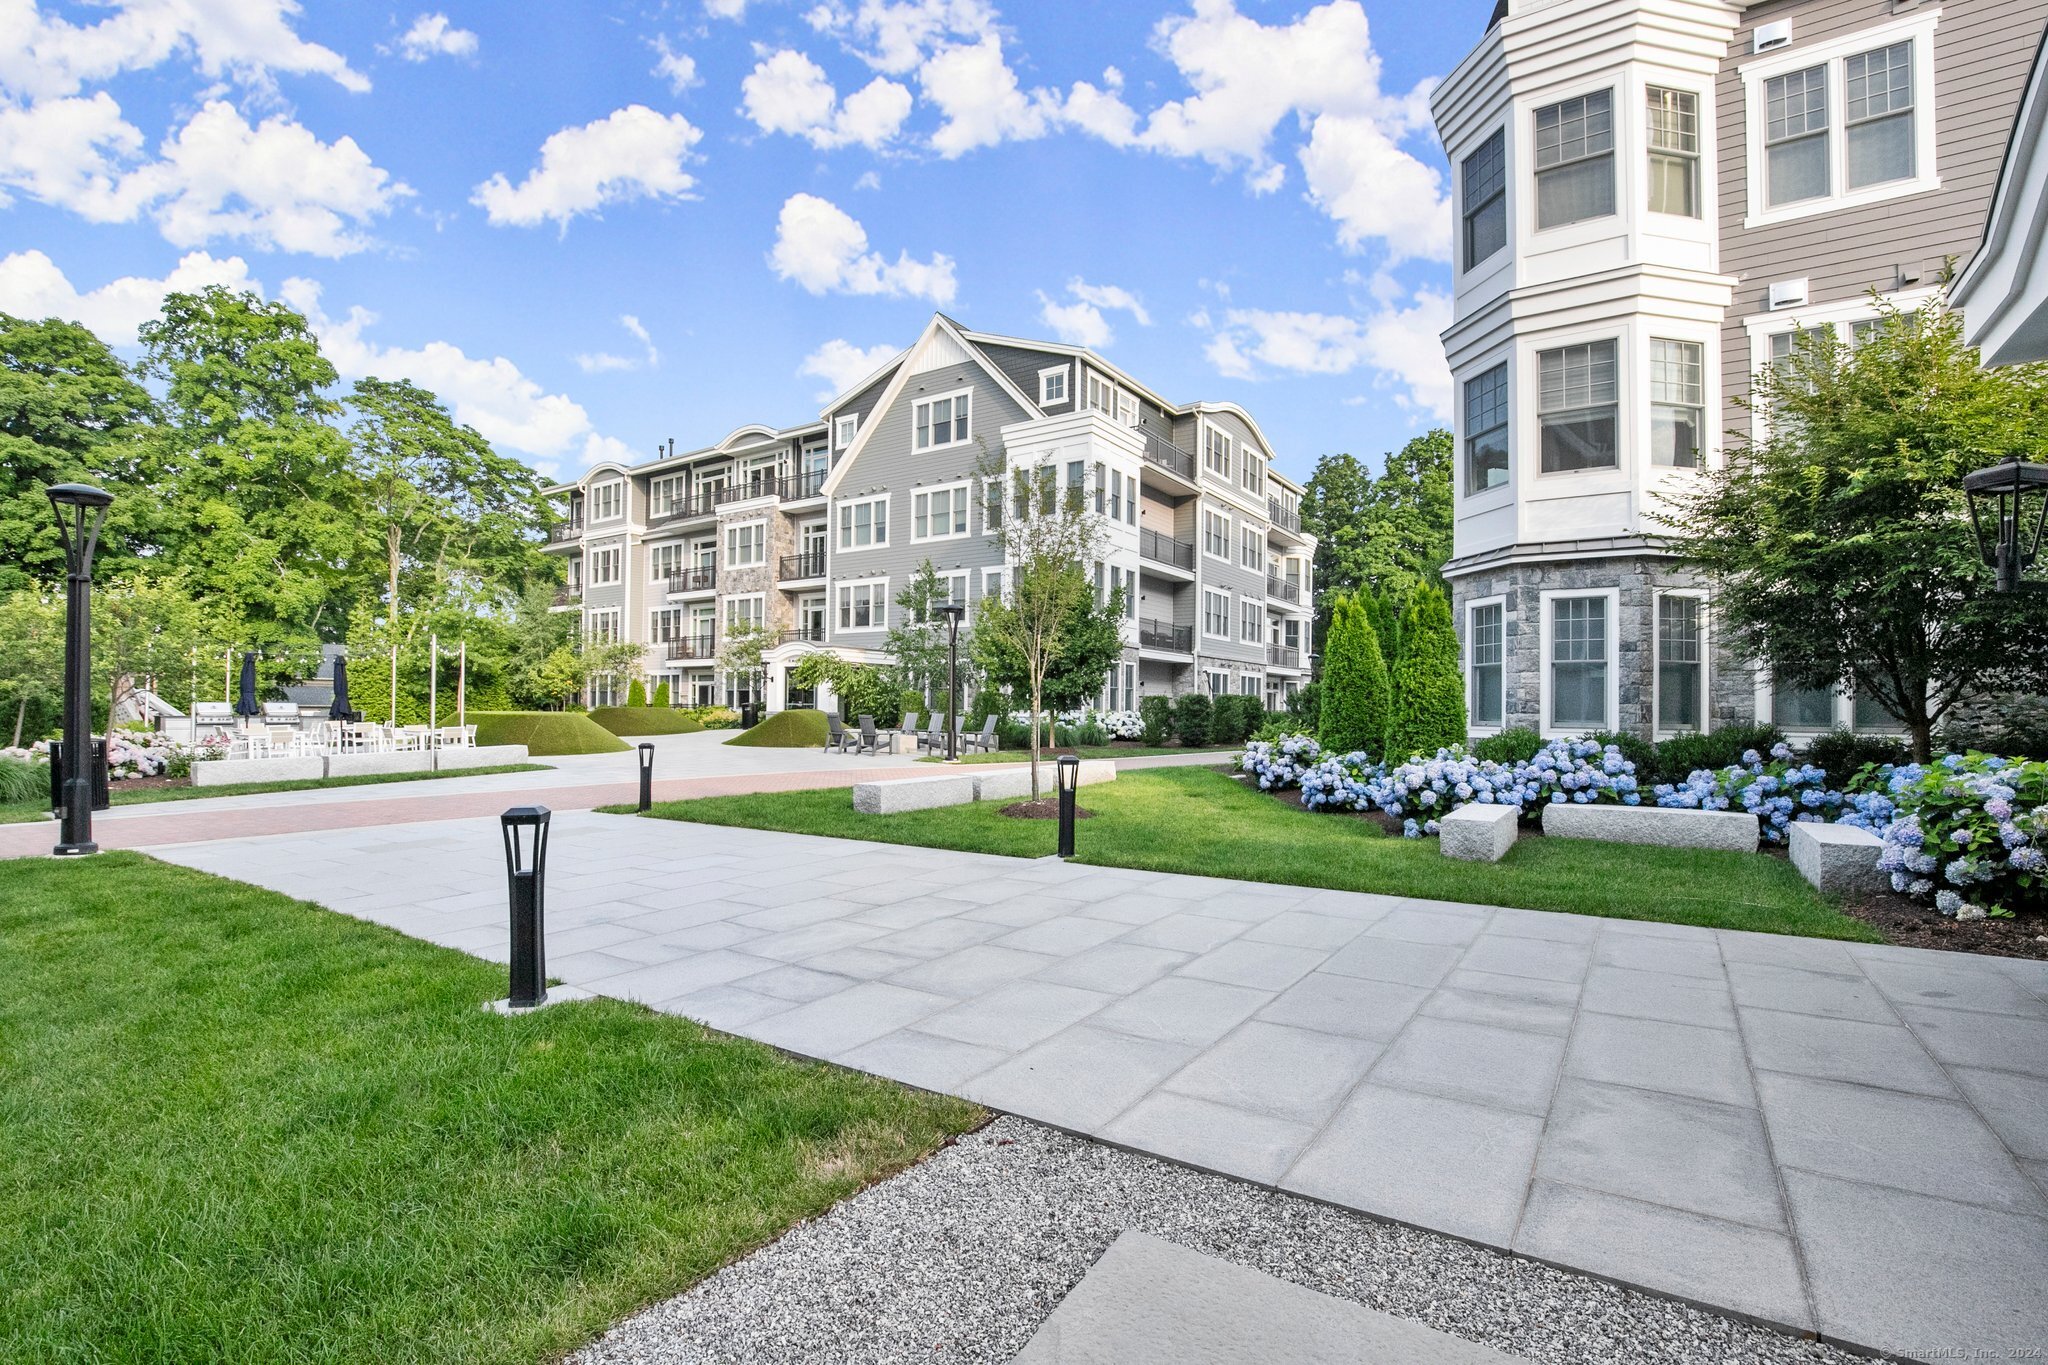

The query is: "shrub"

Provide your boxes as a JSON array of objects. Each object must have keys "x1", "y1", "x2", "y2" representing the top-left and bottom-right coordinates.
[
  {"x1": 1361, "y1": 590, "x2": 1403, "y2": 676},
  {"x1": 471, "y1": 711, "x2": 628, "y2": 755},
  {"x1": 1650, "y1": 723, "x2": 1786, "y2": 786},
  {"x1": 625, "y1": 678, "x2": 647, "y2": 708},
  {"x1": 0, "y1": 754, "x2": 45, "y2": 804},
  {"x1": 1584, "y1": 730, "x2": 1658, "y2": 780},
  {"x1": 1471, "y1": 727, "x2": 1543, "y2": 764},
  {"x1": 1172, "y1": 693, "x2": 1213, "y2": 747},
  {"x1": 651, "y1": 681, "x2": 671, "y2": 708},
  {"x1": 681, "y1": 706, "x2": 743, "y2": 730},
  {"x1": 1319, "y1": 594, "x2": 1389, "y2": 758},
  {"x1": 724, "y1": 709, "x2": 828, "y2": 748},
  {"x1": 1876, "y1": 754, "x2": 2048, "y2": 917},
  {"x1": 1240, "y1": 734, "x2": 1322, "y2": 788},
  {"x1": 1652, "y1": 742, "x2": 1842, "y2": 845},
  {"x1": 1073, "y1": 716, "x2": 1108, "y2": 747},
  {"x1": 1384, "y1": 584, "x2": 1464, "y2": 762},
  {"x1": 1805, "y1": 728, "x2": 1911, "y2": 780},
  {"x1": 1211, "y1": 694, "x2": 1260, "y2": 746},
  {"x1": 1286, "y1": 682, "x2": 1320, "y2": 734},
  {"x1": 1139, "y1": 695, "x2": 1172, "y2": 746},
  {"x1": 588, "y1": 706, "x2": 704, "y2": 736}
]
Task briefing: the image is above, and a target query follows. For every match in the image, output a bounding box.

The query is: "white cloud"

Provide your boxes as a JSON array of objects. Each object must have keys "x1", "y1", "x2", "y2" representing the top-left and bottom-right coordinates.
[
  {"x1": 0, "y1": 96, "x2": 410, "y2": 256},
  {"x1": 281, "y1": 276, "x2": 621, "y2": 461},
  {"x1": 620, "y1": 313, "x2": 657, "y2": 366},
  {"x1": 1200, "y1": 293, "x2": 1453, "y2": 419},
  {"x1": 650, "y1": 36, "x2": 697, "y2": 92},
  {"x1": 577, "y1": 314, "x2": 659, "y2": 372},
  {"x1": 920, "y1": 34, "x2": 1059, "y2": 158},
  {"x1": 472, "y1": 106, "x2": 702, "y2": 230},
  {"x1": 1035, "y1": 277, "x2": 1150, "y2": 349},
  {"x1": 0, "y1": 246, "x2": 256, "y2": 344},
  {"x1": 393, "y1": 13, "x2": 478, "y2": 62},
  {"x1": 705, "y1": 0, "x2": 749, "y2": 18},
  {"x1": 740, "y1": 48, "x2": 910, "y2": 150},
  {"x1": 0, "y1": 0, "x2": 370, "y2": 101},
  {"x1": 798, "y1": 337, "x2": 898, "y2": 399},
  {"x1": 1297, "y1": 112, "x2": 1449, "y2": 262},
  {"x1": 135, "y1": 100, "x2": 412, "y2": 256},
  {"x1": 853, "y1": 169, "x2": 881, "y2": 191},
  {"x1": 768, "y1": 193, "x2": 955, "y2": 303},
  {"x1": 808, "y1": 0, "x2": 996, "y2": 75}
]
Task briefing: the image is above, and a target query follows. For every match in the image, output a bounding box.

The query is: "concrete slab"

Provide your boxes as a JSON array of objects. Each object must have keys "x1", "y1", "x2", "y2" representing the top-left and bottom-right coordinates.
[
  {"x1": 1788, "y1": 821, "x2": 1886, "y2": 894},
  {"x1": 325, "y1": 750, "x2": 436, "y2": 778},
  {"x1": 1011, "y1": 1231, "x2": 1528, "y2": 1364},
  {"x1": 852, "y1": 774, "x2": 977, "y2": 814},
  {"x1": 435, "y1": 743, "x2": 529, "y2": 770},
  {"x1": 192, "y1": 755, "x2": 325, "y2": 786},
  {"x1": 1542, "y1": 802, "x2": 1758, "y2": 851},
  {"x1": 1439, "y1": 801, "x2": 1519, "y2": 862}
]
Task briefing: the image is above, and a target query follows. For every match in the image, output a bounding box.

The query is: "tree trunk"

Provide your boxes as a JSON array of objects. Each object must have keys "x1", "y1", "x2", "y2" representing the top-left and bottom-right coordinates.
[
  {"x1": 10, "y1": 697, "x2": 23, "y2": 749},
  {"x1": 1029, "y1": 671, "x2": 1043, "y2": 802},
  {"x1": 1909, "y1": 714, "x2": 1934, "y2": 764}
]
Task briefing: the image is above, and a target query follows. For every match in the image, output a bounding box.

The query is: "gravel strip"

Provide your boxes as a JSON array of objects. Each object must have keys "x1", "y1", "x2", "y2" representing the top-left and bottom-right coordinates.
[{"x1": 570, "y1": 1115, "x2": 1855, "y2": 1365}]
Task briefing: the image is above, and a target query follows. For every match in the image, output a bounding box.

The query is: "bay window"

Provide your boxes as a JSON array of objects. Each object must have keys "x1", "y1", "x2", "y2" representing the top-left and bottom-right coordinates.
[
  {"x1": 1534, "y1": 89, "x2": 1615, "y2": 229},
  {"x1": 1650, "y1": 339, "x2": 1705, "y2": 468},
  {"x1": 1538, "y1": 340, "x2": 1619, "y2": 473},
  {"x1": 1656, "y1": 594, "x2": 1704, "y2": 732},
  {"x1": 1464, "y1": 362, "x2": 1509, "y2": 492},
  {"x1": 1468, "y1": 600, "x2": 1504, "y2": 728},
  {"x1": 1646, "y1": 87, "x2": 1699, "y2": 217},
  {"x1": 1463, "y1": 129, "x2": 1506, "y2": 268},
  {"x1": 1548, "y1": 593, "x2": 1611, "y2": 732}
]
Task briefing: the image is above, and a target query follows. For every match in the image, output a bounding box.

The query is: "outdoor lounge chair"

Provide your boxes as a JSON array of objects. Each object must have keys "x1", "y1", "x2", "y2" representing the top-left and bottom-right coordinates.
[
  {"x1": 854, "y1": 715, "x2": 881, "y2": 756},
  {"x1": 825, "y1": 714, "x2": 852, "y2": 754},
  {"x1": 902, "y1": 712, "x2": 924, "y2": 737},
  {"x1": 959, "y1": 717, "x2": 998, "y2": 753}
]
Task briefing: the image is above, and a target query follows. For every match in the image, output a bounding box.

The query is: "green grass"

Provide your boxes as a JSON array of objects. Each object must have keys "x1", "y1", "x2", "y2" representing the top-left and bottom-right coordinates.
[
  {"x1": 0, "y1": 855, "x2": 980, "y2": 1364},
  {"x1": 723, "y1": 708, "x2": 830, "y2": 748},
  {"x1": 918, "y1": 745, "x2": 1238, "y2": 764},
  {"x1": 587, "y1": 707, "x2": 705, "y2": 737},
  {"x1": 639, "y1": 767, "x2": 1882, "y2": 941},
  {"x1": 0, "y1": 764, "x2": 550, "y2": 825},
  {"x1": 472, "y1": 711, "x2": 629, "y2": 756}
]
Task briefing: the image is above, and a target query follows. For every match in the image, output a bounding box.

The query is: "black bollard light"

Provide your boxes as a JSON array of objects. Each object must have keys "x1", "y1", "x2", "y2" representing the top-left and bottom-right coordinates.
[
  {"x1": 937, "y1": 602, "x2": 964, "y2": 761},
  {"x1": 48, "y1": 483, "x2": 113, "y2": 857},
  {"x1": 1056, "y1": 753, "x2": 1080, "y2": 859},
  {"x1": 637, "y1": 742, "x2": 654, "y2": 811},
  {"x1": 500, "y1": 805, "x2": 551, "y2": 1010}
]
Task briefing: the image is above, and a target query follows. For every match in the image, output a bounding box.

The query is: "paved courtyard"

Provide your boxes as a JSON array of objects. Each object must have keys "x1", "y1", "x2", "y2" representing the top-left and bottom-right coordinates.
[{"x1": 153, "y1": 808, "x2": 2048, "y2": 1361}]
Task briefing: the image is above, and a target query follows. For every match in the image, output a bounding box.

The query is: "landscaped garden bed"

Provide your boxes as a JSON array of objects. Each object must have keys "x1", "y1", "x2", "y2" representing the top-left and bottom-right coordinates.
[{"x1": 0, "y1": 854, "x2": 980, "y2": 1363}]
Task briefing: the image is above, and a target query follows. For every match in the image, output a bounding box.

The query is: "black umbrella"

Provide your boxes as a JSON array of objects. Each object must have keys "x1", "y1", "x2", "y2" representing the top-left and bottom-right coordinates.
[
  {"x1": 235, "y1": 652, "x2": 260, "y2": 716},
  {"x1": 329, "y1": 654, "x2": 353, "y2": 720}
]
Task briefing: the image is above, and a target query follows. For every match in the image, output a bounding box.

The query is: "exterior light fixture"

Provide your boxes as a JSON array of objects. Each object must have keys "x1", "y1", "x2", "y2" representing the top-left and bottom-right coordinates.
[
  {"x1": 1056, "y1": 753, "x2": 1080, "y2": 859},
  {"x1": 1964, "y1": 459, "x2": 2048, "y2": 593},
  {"x1": 47, "y1": 483, "x2": 113, "y2": 857},
  {"x1": 638, "y1": 742, "x2": 655, "y2": 812},
  {"x1": 499, "y1": 805, "x2": 552, "y2": 1010},
  {"x1": 937, "y1": 602, "x2": 966, "y2": 762}
]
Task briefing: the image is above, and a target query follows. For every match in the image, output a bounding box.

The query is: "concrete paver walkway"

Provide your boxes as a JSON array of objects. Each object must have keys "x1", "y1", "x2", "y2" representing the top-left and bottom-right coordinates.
[{"x1": 149, "y1": 810, "x2": 2048, "y2": 1361}]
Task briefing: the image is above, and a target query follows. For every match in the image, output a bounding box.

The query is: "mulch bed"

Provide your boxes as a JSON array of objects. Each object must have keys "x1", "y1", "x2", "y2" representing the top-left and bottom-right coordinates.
[
  {"x1": 112, "y1": 776, "x2": 185, "y2": 793},
  {"x1": 999, "y1": 800, "x2": 1095, "y2": 820}
]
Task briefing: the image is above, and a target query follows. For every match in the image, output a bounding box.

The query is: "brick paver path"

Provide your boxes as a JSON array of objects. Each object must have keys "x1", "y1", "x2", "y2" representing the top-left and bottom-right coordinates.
[{"x1": 153, "y1": 809, "x2": 2048, "y2": 1362}]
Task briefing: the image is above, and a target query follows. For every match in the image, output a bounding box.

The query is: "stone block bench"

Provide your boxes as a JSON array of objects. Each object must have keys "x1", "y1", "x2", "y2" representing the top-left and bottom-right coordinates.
[
  {"x1": 1541, "y1": 802, "x2": 1758, "y2": 852},
  {"x1": 326, "y1": 750, "x2": 437, "y2": 778},
  {"x1": 971, "y1": 759, "x2": 1117, "y2": 803},
  {"x1": 1440, "y1": 801, "x2": 1518, "y2": 862},
  {"x1": 434, "y1": 744, "x2": 530, "y2": 771},
  {"x1": 1789, "y1": 821, "x2": 1886, "y2": 893},
  {"x1": 193, "y1": 755, "x2": 326, "y2": 787},
  {"x1": 855, "y1": 761, "x2": 1119, "y2": 814}
]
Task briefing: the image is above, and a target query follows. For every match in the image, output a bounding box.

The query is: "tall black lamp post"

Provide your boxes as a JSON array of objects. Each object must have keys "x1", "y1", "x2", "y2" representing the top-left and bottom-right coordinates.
[
  {"x1": 936, "y1": 602, "x2": 965, "y2": 762},
  {"x1": 499, "y1": 806, "x2": 551, "y2": 1010},
  {"x1": 48, "y1": 483, "x2": 113, "y2": 858},
  {"x1": 1964, "y1": 459, "x2": 2048, "y2": 593}
]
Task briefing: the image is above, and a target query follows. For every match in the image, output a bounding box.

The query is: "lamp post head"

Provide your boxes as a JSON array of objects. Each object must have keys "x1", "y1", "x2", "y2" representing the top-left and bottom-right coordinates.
[
  {"x1": 638, "y1": 742, "x2": 654, "y2": 769},
  {"x1": 1057, "y1": 753, "x2": 1080, "y2": 792},
  {"x1": 1963, "y1": 459, "x2": 2048, "y2": 593},
  {"x1": 47, "y1": 483, "x2": 114, "y2": 510},
  {"x1": 500, "y1": 804, "x2": 552, "y2": 875}
]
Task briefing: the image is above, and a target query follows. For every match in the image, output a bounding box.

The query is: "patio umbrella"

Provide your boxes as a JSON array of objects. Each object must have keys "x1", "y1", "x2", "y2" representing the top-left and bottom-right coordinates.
[
  {"x1": 329, "y1": 654, "x2": 353, "y2": 719},
  {"x1": 234, "y1": 652, "x2": 260, "y2": 717}
]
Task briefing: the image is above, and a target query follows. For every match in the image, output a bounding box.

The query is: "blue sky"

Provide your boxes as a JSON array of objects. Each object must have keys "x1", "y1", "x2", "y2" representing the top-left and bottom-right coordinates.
[{"x1": 0, "y1": 0, "x2": 1489, "y2": 485}]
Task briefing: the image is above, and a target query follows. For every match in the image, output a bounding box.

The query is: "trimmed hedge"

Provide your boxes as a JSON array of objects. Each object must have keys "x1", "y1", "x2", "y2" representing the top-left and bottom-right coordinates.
[
  {"x1": 470, "y1": 711, "x2": 629, "y2": 756},
  {"x1": 1171, "y1": 693, "x2": 1213, "y2": 747},
  {"x1": 587, "y1": 707, "x2": 705, "y2": 737},
  {"x1": 724, "y1": 709, "x2": 830, "y2": 748}
]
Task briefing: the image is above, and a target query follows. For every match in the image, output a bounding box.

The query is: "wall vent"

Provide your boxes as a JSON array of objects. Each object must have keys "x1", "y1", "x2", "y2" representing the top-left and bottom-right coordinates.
[
  {"x1": 1767, "y1": 278, "x2": 1809, "y2": 310},
  {"x1": 1753, "y1": 19, "x2": 1793, "y2": 52}
]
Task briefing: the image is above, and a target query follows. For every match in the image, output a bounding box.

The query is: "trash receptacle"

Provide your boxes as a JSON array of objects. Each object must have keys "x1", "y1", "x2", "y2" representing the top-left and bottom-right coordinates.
[{"x1": 48, "y1": 737, "x2": 111, "y2": 814}]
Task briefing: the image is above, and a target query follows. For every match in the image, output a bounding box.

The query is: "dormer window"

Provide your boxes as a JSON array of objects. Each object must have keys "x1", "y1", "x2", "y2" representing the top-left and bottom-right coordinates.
[
  {"x1": 1462, "y1": 129, "x2": 1507, "y2": 268},
  {"x1": 913, "y1": 389, "x2": 970, "y2": 451},
  {"x1": 834, "y1": 413, "x2": 859, "y2": 448},
  {"x1": 1534, "y1": 89, "x2": 1616, "y2": 229}
]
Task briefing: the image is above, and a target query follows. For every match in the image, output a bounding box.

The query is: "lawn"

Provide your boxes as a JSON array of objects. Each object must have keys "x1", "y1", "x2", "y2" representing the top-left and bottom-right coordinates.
[
  {"x1": 472, "y1": 710, "x2": 629, "y2": 755},
  {"x1": 0, "y1": 855, "x2": 980, "y2": 1365},
  {"x1": 0, "y1": 763, "x2": 550, "y2": 825},
  {"x1": 917, "y1": 745, "x2": 1239, "y2": 764},
  {"x1": 587, "y1": 706, "x2": 704, "y2": 737},
  {"x1": 639, "y1": 766, "x2": 1881, "y2": 941}
]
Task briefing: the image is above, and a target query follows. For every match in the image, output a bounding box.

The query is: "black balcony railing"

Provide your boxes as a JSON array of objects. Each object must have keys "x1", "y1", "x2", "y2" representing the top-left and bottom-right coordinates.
[
  {"x1": 1267, "y1": 576, "x2": 1302, "y2": 603},
  {"x1": 779, "y1": 550, "x2": 827, "y2": 580},
  {"x1": 651, "y1": 490, "x2": 718, "y2": 523},
  {"x1": 1268, "y1": 498, "x2": 1302, "y2": 533},
  {"x1": 551, "y1": 585, "x2": 580, "y2": 607},
  {"x1": 779, "y1": 627, "x2": 826, "y2": 645},
  {"x1": 666, "y1": 565, "x2": 717, "y2": 594},
  {"x1": 547, "y1": 522, "x2": 582, "y2": 543},
  {"x1": 665, "y1": 633, "x2": 717, "y2": 662},
  {"x1": 779, "y1": 469, "x2": 827, "y2": 500},
  {"x1": 1139, "y1": 527, "x2": 1196, "y2": 570},
  {"x1": 716, "y1": 473, "x2": 780, "y2": 505},
  {"x1": 1139, "y1": 618, "x2": 1194, "y2": 653},
  {"x1": 1140, "y1": 430, "x2": 1195, "y2": 481},
  {"x1": 1268, "y1": 644, "x2": 1302, "y2": 669}
]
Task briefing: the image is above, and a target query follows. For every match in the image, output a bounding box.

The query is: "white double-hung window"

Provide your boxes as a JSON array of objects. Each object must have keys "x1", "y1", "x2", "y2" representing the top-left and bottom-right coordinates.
[
  {"x1": 1202, "y1": 510, "x2": 1231, "y2": 560},
  {"x1": 1646, "y1": 87, "x2": 1700, "y2": 217},
  {"x1": 1468, "y1": 600, "x2": 1505, "y2": 729},
  {"x1": 1538, "y1": 340, "x2": 1619, "y2": 473},
  {"x1": 913, "y1": 389, "x2": 970, "y2": 451},
  {"x1": 725, "y1": 520, "x2": 765, "y2": 567},
  {"x1": 1764, "y1": 64, "x2": 1830, "y2": 207},
  {"x1": 1202, "y1": 590, "x2": 1230, "y2": 639},
  {"x1": 1650, "y1": 339, "x2": 1705, "y2": 468},
  {"x1": 1533, "y1": 89, "x2": 1615, "y2": 229},
  {"x1": 1462, "y1": 128, "x2": 1507, "y2": 268},
  {"x1": 1545, "y1": 591, "x2": 1615, "y2": 733},
  {"x1": 912, "y1": 483, "x2": 970, "y2": 541},
  {"x1": 589, "y1": 480, "x2": 624, "y2": 521},
  {"x1": 1657, "y1": 593, "x2": 1706, "y2": 733},
  {"x1": 1464, "y1": 362, "x2": 1509, "y2": 493},
  {"x1": 837, "y1": 495, "x2": 888, "y2": 550},
  {"x1": 1204, "y1": 428, "x2": 1231, "y2": 477},
  {"x1": 837, "y1": 579, "x2": 887, "y2": 631}
]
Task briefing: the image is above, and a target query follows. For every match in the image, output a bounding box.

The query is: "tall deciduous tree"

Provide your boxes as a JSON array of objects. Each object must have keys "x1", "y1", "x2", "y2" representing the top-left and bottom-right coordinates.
[
  {"x1": 1300, "y1": 431, "x2": 1453, "y2": 646},
  {"x1": 886, "y1": 560, "x2": 964, "y2": 706},
  {"x1": 0, "y1": 591, "x2": 62, "y2": 746},
  {"x1": 1661, "y1": 301, "x2": 2048, "y2": 759}
]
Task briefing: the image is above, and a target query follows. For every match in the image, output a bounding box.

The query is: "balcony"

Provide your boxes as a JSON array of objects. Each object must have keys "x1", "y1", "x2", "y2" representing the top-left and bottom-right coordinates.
[
  {"x1": 650, "y1": 491, "x2": 718, "y2": 524},
  {"x1": 546, "y1": 522, "x2": 582, "y2": 544},
  {"x1": 1268, "y1": 498, "x2": 1303, "y2": 534},
  {"x1": 1268, "y1": 644, "x2": 1302, "y2": 670},
  {"x1": 665, "y1": 633, "x2": 717, "y2": 662},
  {"x1": 778, "y1": 550, "x2": 827, "y2": 581},
  {"x1": 666, "y1": 565, "x2": 717, "y2": 595},
  {"x1": 779, "y1": 469, "x2": 827, "y2": 501},
  {"x1": 1266, "y1": 576, "x2": 1302, "y2": 604},
  {"x1": 550, "y1": 585, "x2": 581, "y2": 609},
  {"x1": 779, "y1": 627, "x2": 826, "y2": 645},
  {"x1": 1139, "y1": 527, "x2": 1196, "y2": 571},
  {"x1": 715, "y1": 472, "x2": 780, "y2": 507},
  {"x1": 1140, "y1": 429, "x2": 1195, "y2": 482},
  {"x1": 1139, "y1": 618, "x2": 1193, "y2": 653}
]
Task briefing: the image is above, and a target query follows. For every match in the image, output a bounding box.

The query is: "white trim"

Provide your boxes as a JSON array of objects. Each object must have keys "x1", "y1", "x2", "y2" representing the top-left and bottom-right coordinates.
[
  {"x1": 1463, "y1": 594, "x2": 1508, "y2": 735},
  {"x1": 913, "y1": 386, "x2": 973, "y2": 452},
  {"x1": 588, "y1": 478, "x2": 625, "y2": 523},
  {"x1": 910, "y1": 479, "x2": 973, "y2": 543},
  {"x1": 834, "y1": 576, "x2": 890, "y2": 633},
  {"x1": 836, "y1": 493, "x2": 890, "y2": 551},
  {"x1": 722, "y1": 592, "x2": 767, "y2": 629},
  {"x1": 587, "y1": 544, "x2": 622, "y2": 586},
  {"x1": 1740, "y1": 9, "x2": 1942, "y2": 229},
  {"x1": 1201, "y1": 508, "x2": 1233, "y2": 563},
  {"x1": 1038, "y1": 365, "x2": 1069, "y2": 405},
  {"x1": 1651, "y1": 588, "x2": 1710, "y2": 740},
  {"x1": 1201, "y1": 588, "x2": 1231, "y2": 641},
  {"x1": 981, "y1": 566, "x2": 1004, "y2": 603},
  {"x1": 1238, "y1": 594, "x2": 1263, "y2": 645},
  {"x1": 723, "y1": 517, "x2": 768, "y2": 568},
  {"x1": 1538, "y1": 587, "x2": 1620, "y2": 738},
  {"x1": 833, "y1": 413, "x2": 860, "y2": 449}
]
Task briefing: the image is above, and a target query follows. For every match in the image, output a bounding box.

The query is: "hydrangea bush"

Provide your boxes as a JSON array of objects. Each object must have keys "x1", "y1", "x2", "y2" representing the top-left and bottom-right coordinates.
[
  {"x1": 1873, "y1": 754, "x2": 2048, "y2": 918},
  {"x1": 1015, "y1": 708, "x2": 1147, "y2": 740},
  {"x1": 1652, "y1": 743, "x2": 1847, "y2": 844},
  {"x1": 20, "y1": 733, "x2": 201, "y2": 780}
]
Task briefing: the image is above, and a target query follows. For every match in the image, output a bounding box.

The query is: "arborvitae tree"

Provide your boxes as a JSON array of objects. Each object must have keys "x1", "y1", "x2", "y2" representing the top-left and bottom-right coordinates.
[
  {"x1": 651, "y1": 680, "x2": 671, "y2": 708},
  {"x1": 1361, "y1": 589, "x2": 1403, "y2": 677},
  {"x1": 1384, "y1": 582, "x2": 1466, "y2": 760},
  {"x1": 625, "y1": 677, "x2": 647, "y2": 708},
  {"x1": 1318, "y1": 593, "x2": 1390, "y2": 757}
]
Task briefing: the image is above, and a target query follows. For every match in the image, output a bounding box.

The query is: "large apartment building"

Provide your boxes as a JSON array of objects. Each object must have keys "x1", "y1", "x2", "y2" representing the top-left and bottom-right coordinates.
[
  {"x1": 1433, "y1": 0, "x2": 2047, "y2": 742},
  {"x1": 542, "y1": 314, "x2": 1316, "y2": 714}
]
